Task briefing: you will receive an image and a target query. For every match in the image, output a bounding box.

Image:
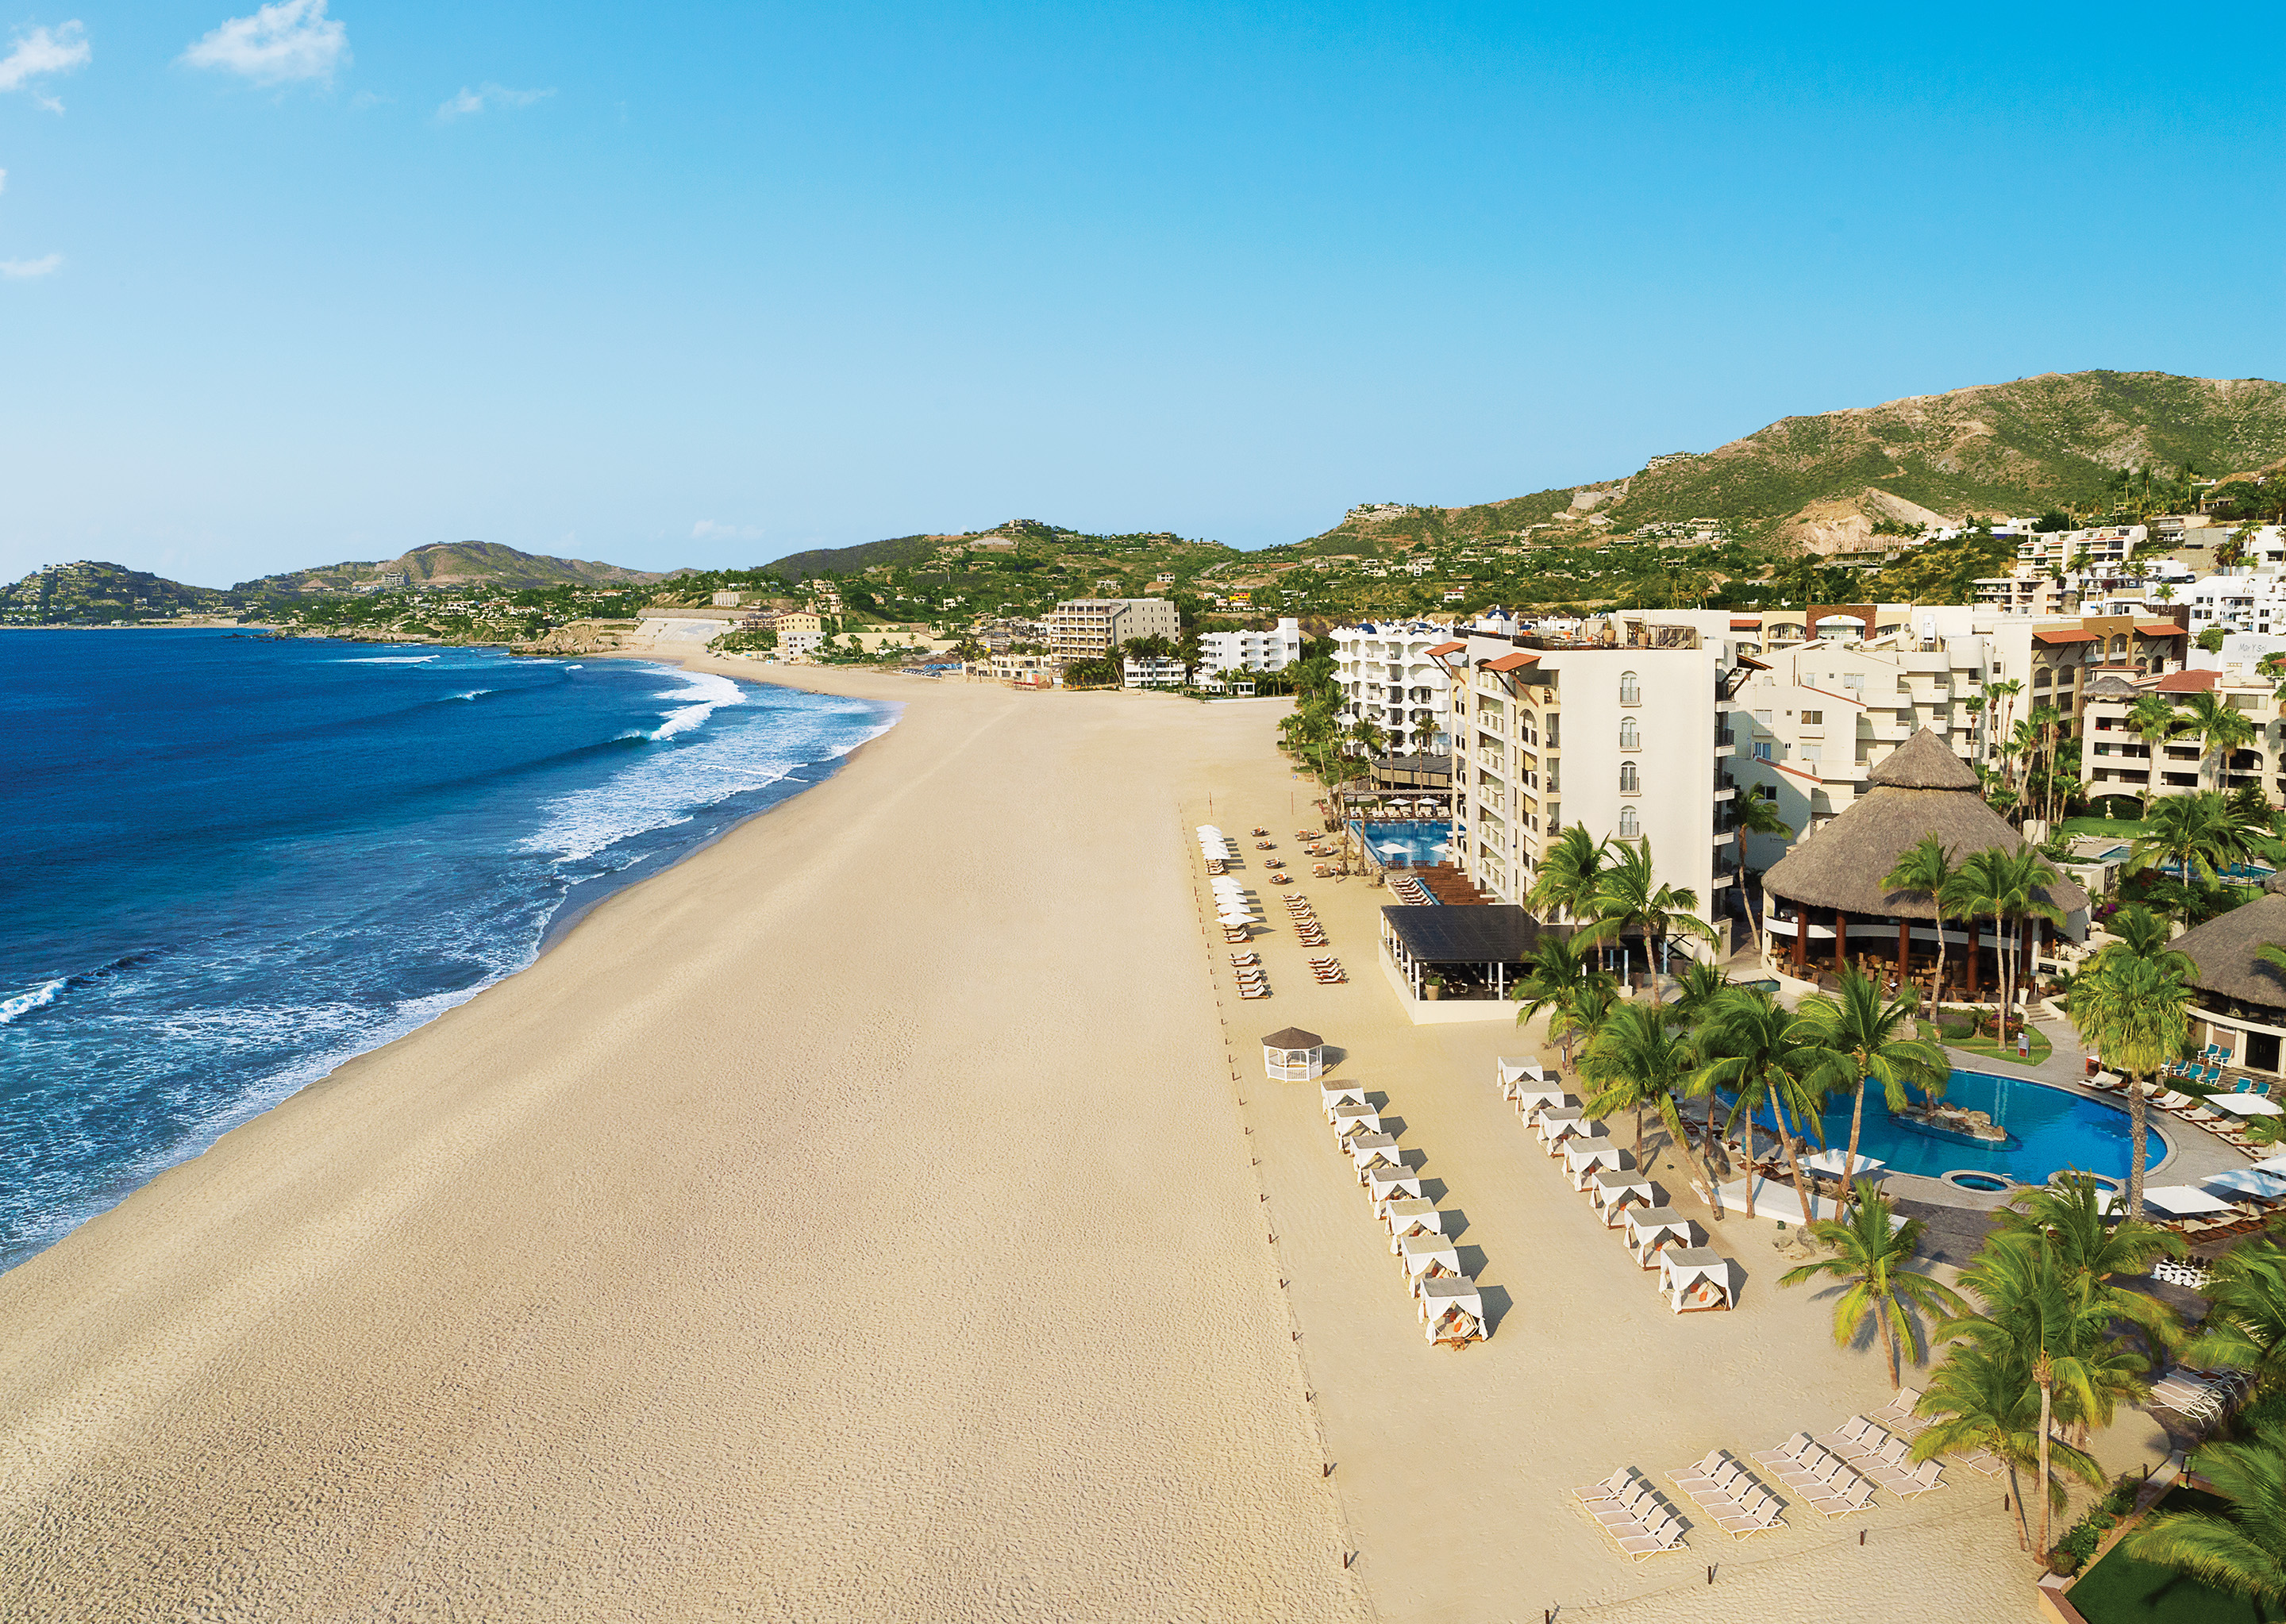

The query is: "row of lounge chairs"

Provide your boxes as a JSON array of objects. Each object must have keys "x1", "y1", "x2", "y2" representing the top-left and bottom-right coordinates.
[
  {"x1": 1283, "y1": 893, "x2": 1329, "y2": 949},
  {"x1": 2088, "y1": 1071, "x2": 2277, "y2": 1155},
  {"x1": 2152, "y1": 1257, "x2": 2213, "y2": 1290},
  {"x1": 1231, "y1": 953, "x2": 1271, "y2": 999},
  {"x1": 1497, "y1": 1057, "x2": 1737, "y2": 1314},
  {"x1": 1388, "y1": 873, "x2": 1434, "y2": 906},
  {"x1": 2151, "y1": 1366, "x2": 2253, "y2": 1424},
  {"x1": 1319, "y1": 1077, "x2": 1486, "y2": 1347},
  {"x1": 1571, "y1": 1470, "x2": 1689, "y2": 1561}
]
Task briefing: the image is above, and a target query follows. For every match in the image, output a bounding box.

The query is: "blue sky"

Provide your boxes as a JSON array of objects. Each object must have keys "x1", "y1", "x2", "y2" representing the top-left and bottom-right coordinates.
[{"x1": 0, "y1": 2, "x2": 2279, "y2": 587}]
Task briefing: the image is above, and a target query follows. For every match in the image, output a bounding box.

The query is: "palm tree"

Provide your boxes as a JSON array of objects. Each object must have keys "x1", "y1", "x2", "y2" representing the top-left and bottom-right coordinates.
[
  {"x1": 1946, "y1": 1235, "x2": 2152, "y2": 1557},
  {"x1": 1578, "y1": 837, "x2": 1718, "y2": 1003},
  {"x1": 1992, "y1": 1173, "x2": 2185, "y2": 1345},
  {"x1": 1508, "y1": 935, "x2": 1617, "y2": 1069},
  {"x1": 1883, "y1": 833, "x2": 1960, "y2": 1010},
  {"x1": 1791, "y1": 967, "x2": 1949, "y2": 1210},
  {"x1": 1780, "y1": 1182, "x2": 1965, "y2": 1387},
  {"x1": 2122, "y1": 1417, "x2": 2286, "y2": 1603},
  {"x1": 2180, "y1": 1237, "x2": 2286, "y2": 1397},
  {"x1": 1578, "y1": 1000, "x2": 1721, "y2": 1209},
  {"x1": 1730, "y1": 793, "x2": 1794, "y2": 968},
  {"x1": 2176, "y1": 690, "x2": 2259, "y2": 795},
  {"x1": 1911, "y1": 1342, "x2": 2102, "y2": 1553},
  {"x1": 1527, "y1": 825, "x2": 1610, "y2": 927},
  {"x1": 2068, "y1": 949, "x2": 2193, "y2": 1223},
  {"x1": 1984, "y1": 676, "x2": 2024, "y2": 769},
  {"x1": 1690, "y1": 988, "x2": 1830, "y2": 1221},
  {"x1": 2126, "y1": 692, "x2": 2183, "y2": 763},
  {"x1": 1953, "y1": 845, "x2": 2066, "y2": 1041},
  {"x1": 2129, "y1": 791, "x2": 2251, "y2": 895},
  {"x1": 1348, "y1": 714, "x2": 1387, "y2": 761}
]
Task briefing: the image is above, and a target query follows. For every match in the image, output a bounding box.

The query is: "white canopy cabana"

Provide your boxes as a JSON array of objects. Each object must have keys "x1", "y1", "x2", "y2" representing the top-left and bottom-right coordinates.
[
  {"x1": 1513, "y1": 1087, "x2": 1571, "y2": 1126},
  {"x1": 1366, "y1": 1165, "x2": 1425, "y2": 1204},
  {"x1": 1495, "y1": 1056, "x2": 1543, "y2": 1098},
  {"x1": 1399, "y1": 1230, "x2": 1462, "y2": 1283},
  {"x1": 1543, "y1": 1115, "x2": 1604, "y2": 1153},
  {"x1": 2209, "y1": 1092, "x2": 2286, "y2": 1118},
  {"x1": 1261, "y1": 1027, "x2": 1324, "y2": 1082},
  {"x1": 1319, "y1": 1079, "x2": 1368, "y2": 1116},
  {"x1": 1347, "y1": 1131, "x2": 1403, "y2": 1174},
  {"x1": 1564, "y1": 1138, "x2": 1624, "y2": 1188},
  {"x1": 1418, "y1": 1276, "x2": 1486, "y2": 1343},
  {"x1": 1330, "y1": 1103, "x2": 1382, "y2": 1139},
  {"x1": 1659, "y1": 1247, "x2": 1736, "y2": 1313},
  {"x1": 1534, "y1": 1104, "x2": 1584, "y2": 1144},
  {"x1": 1382, "y1": 1197, "x2": 1442, "y2": 1244},
  {"x1": 1626, "y1": 1206, "x2": 1693, "y2": 1266},
  {"x1": 1591, "y1": 1168, "x2": 1656, "y2": 1222}
]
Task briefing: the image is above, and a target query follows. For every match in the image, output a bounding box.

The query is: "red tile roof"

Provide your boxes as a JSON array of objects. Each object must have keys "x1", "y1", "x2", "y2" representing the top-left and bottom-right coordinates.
[
  {"x1": 2156, "y1": 669, "x2": 2219, "y2": 692},
  {"x1": 2034, "y1": 629, "x2": 2099, "y2": 644},
  {"x1": 1483, "y1": 651, "x2": 1541, "y2": 672},
  {"x1": 2136, "y1": 623, "x2": 2187, "y2": 637},
  {"x1": 1424, "y1": 641, "x2": 1466, "y2": 657}
]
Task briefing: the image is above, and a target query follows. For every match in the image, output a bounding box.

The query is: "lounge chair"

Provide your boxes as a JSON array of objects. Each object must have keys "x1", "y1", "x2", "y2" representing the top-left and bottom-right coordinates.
[
  {"x1": 1613, "y1": 1514, "x2": 1688, "y2": 1561},
  {"x1": 1816, "y1": 1415, "x2": 1880, "y2": 1455},
  {"x1": 1803, "y1": 1476, "x2": 1879, "y2": 1517},
  {"x1": 1751, "y1": 1434, "x2": 1816, "y2": 1471}
]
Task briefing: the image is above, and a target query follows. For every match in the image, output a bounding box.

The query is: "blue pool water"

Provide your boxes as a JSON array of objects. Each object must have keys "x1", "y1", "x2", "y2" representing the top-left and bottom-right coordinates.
[
  {"x1": 1738, "y1": 1068, "x2": 2165, "y2": 1184},
  {"x1": 1354, "y1": 819, "x2": 1452, "y2": 865},
  {"x1": 0, "y1": 631, "x2": 895, "y2": 1266}
]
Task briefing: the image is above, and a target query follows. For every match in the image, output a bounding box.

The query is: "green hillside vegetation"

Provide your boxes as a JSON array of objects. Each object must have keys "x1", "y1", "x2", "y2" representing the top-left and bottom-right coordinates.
[
  {"x1": 237, "y1": 541, "x2": 683, "y2": 595},
  {"x1": 0, "y1": 561, "x2": 242, "y2": 625},
  {"x1": 1866, "y1": 526, "x2": 2022, "y2": 603}
]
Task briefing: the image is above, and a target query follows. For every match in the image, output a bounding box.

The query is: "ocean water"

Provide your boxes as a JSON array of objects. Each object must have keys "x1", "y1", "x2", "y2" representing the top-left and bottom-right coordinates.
[{"x1": 0, "y1": 632, "x2": 895, "y2": 1268}]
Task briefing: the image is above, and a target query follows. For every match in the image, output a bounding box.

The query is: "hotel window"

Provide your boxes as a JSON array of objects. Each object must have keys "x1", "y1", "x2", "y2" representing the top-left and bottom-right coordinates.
[
  {"x1": 1619, "y1": 671, "x2": 1640, "y2": 706},
  {"x1": 1619, "y1": 762, "x2": 1640, "y2": 795},
  {"x1": 1618, "y1": 806, "x2": 1640, "y2": 839},
  {"x1": 1619, "y1": 718, "x2": 1639, "y2": 749}
]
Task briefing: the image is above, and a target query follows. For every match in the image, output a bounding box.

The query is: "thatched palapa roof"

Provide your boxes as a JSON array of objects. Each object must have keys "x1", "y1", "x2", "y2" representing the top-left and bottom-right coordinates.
[
  {"x1": 2170, "y1": 876, "x2": 2286, "y2": 1011},
  {"x1": 1762, "y1": 729, "x2": 2089, "y2": 920}
]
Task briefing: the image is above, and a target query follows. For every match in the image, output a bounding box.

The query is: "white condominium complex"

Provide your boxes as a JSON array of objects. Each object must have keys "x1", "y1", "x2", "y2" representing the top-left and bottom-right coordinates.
[
  {"x1": 1439, "y1": 610, "x2": 1749, "y2": 958},
  {"x1": 1332, "y1": 621, "x2": 1454, "y2": 750},
  {"x1": 1199, "y1": 617, "x2": 1303, "y2": 675},
  {"x1": 1047, "y1": 598, "x2": 1178, "y2": 662}
]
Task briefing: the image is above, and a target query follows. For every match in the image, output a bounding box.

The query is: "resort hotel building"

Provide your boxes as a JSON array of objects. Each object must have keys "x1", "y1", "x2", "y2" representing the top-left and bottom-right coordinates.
[
  {"x1": 1047, "y1": 598, "x2": 1178, "y2": 664},
  {"x1": 1198, "y1": 618, "x2": 1303, "y2": 679},
  {"x1": 1434, "y1": 610, "x2": 1752, "y2": 960},
  {"x1": 1333, "y1": 621, "x2": 1457, "y2": 751}
]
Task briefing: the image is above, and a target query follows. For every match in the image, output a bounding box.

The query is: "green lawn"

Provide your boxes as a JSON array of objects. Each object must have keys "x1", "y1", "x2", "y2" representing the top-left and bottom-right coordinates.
[
  {"x1": 1919, "y1": 1019, "x2": 2054, "y2": 1068},
  {"x1": 2068, "y1": 1489, "x2": 2286, "y2": 1623},
  {"x1": 2061, "y1": 814, "x2": 2149, "y2": 841}
]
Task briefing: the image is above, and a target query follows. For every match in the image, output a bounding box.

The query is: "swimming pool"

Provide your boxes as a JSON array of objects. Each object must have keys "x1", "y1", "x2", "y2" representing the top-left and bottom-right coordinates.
[
  {"x1": 1354, "y1": 819, "x2": 1452, "y2": 866},
  {"x1": 1733, "y1": 1069, "x2": 2165, "y2": 1186}
]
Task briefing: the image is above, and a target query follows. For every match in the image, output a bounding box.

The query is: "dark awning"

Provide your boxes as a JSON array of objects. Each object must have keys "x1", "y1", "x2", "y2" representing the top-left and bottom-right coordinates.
[{"x1": 1382, "y1": 904, "x2": 1550, "y2": 964}]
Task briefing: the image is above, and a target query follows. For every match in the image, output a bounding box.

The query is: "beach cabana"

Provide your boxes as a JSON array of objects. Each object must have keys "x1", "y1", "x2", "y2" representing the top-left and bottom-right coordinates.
[
  {"x1": 1659, "y1": 1247, "x2": 1736, "y2": 1313},
  {"x1": 1319, "y1": 1079, "x2": 1368, "y2": 1116},
  {"x1": 1535, "y1": 1104, "x2": 1584, "y2": 1144},
  {"x1": 1383, "y1": 1196, "x2": 1442, "y2": 1245},
  {"x1": 1495, "y1": 1056, "x2": 1543, "y2": 1098},
  {"x1": 1626, "y1": 1206, "x2": 1694, "y2": 1267},
  {"x1": 1564, "y1": 1138, "x2": 1624, "y2": 1189},
  {"x1": 1330, "y1": 1102, "x2": 1382, "y2": 1139},
  {"x1": 1418, "y1": 1276, "x2": 1486, "y2": 1345},
  {"x1": 1513, "y1": 1086, "x2": 1572, "y2": 1126},
  {"x1": 1760, "y1": 729, "x2": 2088, "y2": 995},
  {"x1": 1366, "y1": 1164, "x2": 1424, "y2": 1204},
  {"x1": 1591, "y1": 1168, "x2": 1656, "y2": 1223},
  {"x1": 1347, "y1": 1131, "x2": 1402, "y2": 1174},
  {"x1": 1399, "y1": 1230, "x2": 1463, "y2": 1283},
  {"x1": 1262, "y1": 1027, "x2": 1325, "y2": 1081}
]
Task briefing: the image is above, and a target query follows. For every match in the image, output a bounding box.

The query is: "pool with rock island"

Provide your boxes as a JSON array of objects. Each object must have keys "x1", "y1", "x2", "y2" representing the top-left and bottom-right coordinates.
[{"x1": 1737, "y1": 1068, "x2": 2167, "y2": 1187}]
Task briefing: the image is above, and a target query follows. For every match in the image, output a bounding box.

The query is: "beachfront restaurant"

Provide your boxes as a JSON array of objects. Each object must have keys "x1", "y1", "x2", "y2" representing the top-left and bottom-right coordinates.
[
  {"x1": 1761, "y1": 728, "x2": 2089, "y2": 996},
  {"x1": 1380, "y1": 903, "x2": 1547, "y2": 1002},
  {"x1": 2171, "y1": 877, "x2": 2286, "y2": 1087}
]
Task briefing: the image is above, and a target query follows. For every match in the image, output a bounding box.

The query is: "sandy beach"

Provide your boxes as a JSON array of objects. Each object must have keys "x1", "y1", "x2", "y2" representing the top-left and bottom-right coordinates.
[
  {"x1": 0, "y1": 657, "x2": 2167, "y2": 1622},
  {"x1": 0, "y1": 664, "x2": 1364, "y2": 1622}
]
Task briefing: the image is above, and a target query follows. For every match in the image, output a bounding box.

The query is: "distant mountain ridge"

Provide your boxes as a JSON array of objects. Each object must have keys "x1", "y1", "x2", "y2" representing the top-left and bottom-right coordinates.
[
  {"x1": 237, "y1": 541, "x2": 685, "y2": 595},
  {"x1": 0, "y1": 560, "x2": 241, "y2": 625},
  {"x1": 1294, "y1": 370, "x2": 2286, "y2": 556}
]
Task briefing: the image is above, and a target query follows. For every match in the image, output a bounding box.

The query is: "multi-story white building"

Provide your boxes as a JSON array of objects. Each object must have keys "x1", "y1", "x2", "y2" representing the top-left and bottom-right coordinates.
[
  {"x1": 1437, "y1": 610, "x2": 1749, "y2": 958},
  {"x1": 1121, "y1": 653, "x2": 1190, "y2": 689},
  {"x1": 1047, "y1": 598, "x2": 1178, "y2": 662},
  {"x1": 1198, "y1": 617, "x2": 1303, "y2": 676},
  {"x1": 1332, "y1": 620, "x2": 1454, "y2": 752}
]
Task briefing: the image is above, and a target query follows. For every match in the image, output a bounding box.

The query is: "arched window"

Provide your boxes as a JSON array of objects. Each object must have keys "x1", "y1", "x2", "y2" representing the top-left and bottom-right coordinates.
[
  {"x1": 1619, "y1": 670, "x2": 1641, "y2": 706},
  {"x1": 1618, "y1": 806, "x2": 1640, "y2": 839},
  {"x1": 1619, "y1": 762, "x2": 1640, "y2": 795},
  {"x1": 1619, "y1": 718, "x2": 1639, "y2": 749},
  {"x1": 2110, "y1": 635, "x2": 2128, "y2": 657}
]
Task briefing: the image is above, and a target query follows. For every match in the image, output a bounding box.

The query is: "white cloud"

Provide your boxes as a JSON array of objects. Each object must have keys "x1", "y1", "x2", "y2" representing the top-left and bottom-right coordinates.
[
  {"x1": 0, "y1": 21, "x2": 92, "y2": 112},
  {"x1": 2, "y1": 254, "x2": 63, "y2": 279},
  {"x1": 437, "y1": 82, "x2": 553, "y2": 121},
  {"x1": 692, "y1": 520, "x2": 765, "y2": 542},
  {"x1": 182, "y1": 0, "x2": 347, "y2": 86}
]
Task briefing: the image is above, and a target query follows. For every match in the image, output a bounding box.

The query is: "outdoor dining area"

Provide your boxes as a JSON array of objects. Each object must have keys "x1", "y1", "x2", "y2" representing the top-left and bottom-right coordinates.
[
  {"x1": 1495, "y1": 1056, "x2": 1737, "y2": 1314},
  {"x1": 1314, "y1": 1067, "x2": 1487, "y2": 1348},
  {"x1": 2099, "y1": 1155, "x2": 2286, "y2": 1245}
]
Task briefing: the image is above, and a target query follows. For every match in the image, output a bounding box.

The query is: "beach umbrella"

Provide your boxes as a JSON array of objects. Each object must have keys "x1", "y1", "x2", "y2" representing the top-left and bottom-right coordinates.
[
  {"x1": 2204, "y1": 1168, "x2": 2286, "y2": 1202},
  {"x1": 2141, "y1": 1184, "x2": 2237, "y2": 1216},
  {"x1": 2208, "y1": 1093, "x2": 2284, "y2": 1118}
]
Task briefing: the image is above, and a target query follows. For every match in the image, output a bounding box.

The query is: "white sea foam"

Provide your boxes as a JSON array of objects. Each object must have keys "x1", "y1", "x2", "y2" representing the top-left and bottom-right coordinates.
[
  {"x1": 648, "y1": 670, "x2": 746, "y2": 741},
  {"x1": 337, "y1": 655, "x2": 440, "y2": 664},
  {"x1": 0, "y1": 977, "x2": 67, "y2": 1026},
  {"x1": 446, "y1": 690, "x2": 494, "y2": 701}
]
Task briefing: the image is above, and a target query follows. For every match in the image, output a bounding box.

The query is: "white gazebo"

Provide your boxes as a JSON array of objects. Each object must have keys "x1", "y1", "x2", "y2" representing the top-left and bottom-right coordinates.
[{"x1": 1262, "y1": 1026, "x2": 1325, "y2": 1081}]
